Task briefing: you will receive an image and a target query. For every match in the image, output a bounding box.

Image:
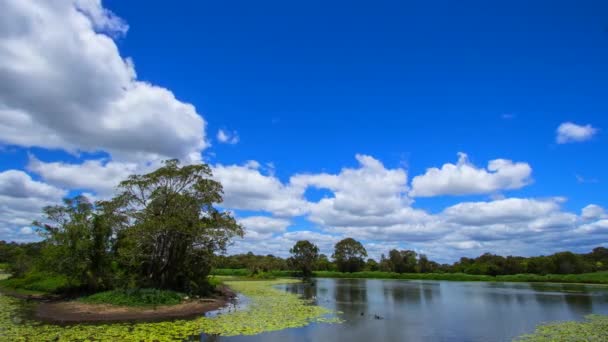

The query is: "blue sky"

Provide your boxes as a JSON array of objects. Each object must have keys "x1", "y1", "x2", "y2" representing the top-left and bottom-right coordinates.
[{"x1": 0, "y1": 0, "x2": 607, "y2": 262}]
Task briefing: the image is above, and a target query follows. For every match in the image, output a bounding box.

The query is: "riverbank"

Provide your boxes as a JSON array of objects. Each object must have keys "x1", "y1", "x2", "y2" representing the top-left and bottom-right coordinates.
[
  {"x1": 212, "y1": 269, "x2": 608, "y2": 284},
  {"x1": 0, "y1": 278, "x2": 341, "y2": 340},
  {"x1": 35, "y1": 297, "x2": 229, "y2": 323},
  {"x1": 0, "y1": 271, "x2": 238, "y2": 323}
]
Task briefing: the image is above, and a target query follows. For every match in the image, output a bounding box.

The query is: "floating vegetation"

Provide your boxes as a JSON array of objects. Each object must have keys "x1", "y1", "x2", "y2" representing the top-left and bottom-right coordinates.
[
  {"x1": 0, "y1": 279, "x2": 341, "y2": 341},
  {"x1": 515, "y1": 315, "x2": 608, "y2": 341}
]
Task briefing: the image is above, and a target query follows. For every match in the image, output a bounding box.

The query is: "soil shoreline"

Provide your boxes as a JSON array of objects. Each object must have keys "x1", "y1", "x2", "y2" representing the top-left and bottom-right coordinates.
[{"x1": 1, "y1": 285, "x2": 236, "y2": 323}]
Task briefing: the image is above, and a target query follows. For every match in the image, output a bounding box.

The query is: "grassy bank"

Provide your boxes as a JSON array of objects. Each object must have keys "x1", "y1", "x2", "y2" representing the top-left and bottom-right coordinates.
[
  {"x1": 0, "y1": 271, "x2": 69, "y2": 295},
  {"x1": 211, "y1": 269, "x2": 608, "y2": 284},
  {"x1": 80, "y1": 288, "x2": 185, "y2": 307}
]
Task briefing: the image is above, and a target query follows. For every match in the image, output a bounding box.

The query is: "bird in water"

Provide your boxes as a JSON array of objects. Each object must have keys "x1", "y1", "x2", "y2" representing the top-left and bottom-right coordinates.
[{"x1": 374, "y1": 314, "x2": 384, "y2": 320}]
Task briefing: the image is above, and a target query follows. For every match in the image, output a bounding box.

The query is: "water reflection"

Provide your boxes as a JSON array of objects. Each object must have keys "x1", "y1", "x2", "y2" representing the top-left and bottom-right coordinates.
[{"x1": 202, "y1": 279, "x2": 608, "y2": 342}]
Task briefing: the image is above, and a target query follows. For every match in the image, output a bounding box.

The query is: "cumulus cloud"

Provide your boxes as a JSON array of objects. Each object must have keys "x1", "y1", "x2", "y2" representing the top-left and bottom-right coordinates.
[
  {"x1": 212, "y1": 162, "x2": 308, "y2": 217},
  {"x1": 410, "y1": 152, "x2": 532, "y2": 197},
  {"x1": 238, "y1": 216, "x2": 291, "y2": 240},
  {"x1": 582, "y1": 204, "x2": 607, "y2": 220},
  {"x1": 0, "y1": 0, "x2": 206, "y2": 162},
  {"x1": 217, "y1": 129, "x2": 239, "y2": 145},
  {"x1": 27, "y1": 155, "x2": 143, "y2": 197},
  {"x1": 442, "y1": 198, "x2": 562, "y2": 226},
  {"x1": 0, "y1": 170, "x2": 66, "y2": 241},
  {"x1": 556, "y1": 122, "x2": 597, "y2": 144}
]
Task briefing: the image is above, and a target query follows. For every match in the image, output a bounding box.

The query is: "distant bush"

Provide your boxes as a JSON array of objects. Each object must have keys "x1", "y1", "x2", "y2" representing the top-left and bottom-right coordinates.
[
  {"x1": 0, "y1": 263, "x2": 9, "y2": 272},
  {"x1": 0, "y1": 271, "x2": 70, "y2": 293},
  {"x1": 314, "y1": 271, "x2": 608, "y2": 284},
  {"x1": 210, "y1": 269, "x2": 608, "y2": 284},
  {"x1": 81, "y1": 288, "x2": 185, "y2": 307}
]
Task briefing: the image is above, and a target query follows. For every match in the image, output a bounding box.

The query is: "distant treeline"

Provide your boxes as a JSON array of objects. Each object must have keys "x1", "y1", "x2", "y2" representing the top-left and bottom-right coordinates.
[
  {"x1": 3, "y1": 236, "x2": 608, "y2": 282},
  {"x1": 214, "y1": 239, "x2": 608, "y2": 277}
]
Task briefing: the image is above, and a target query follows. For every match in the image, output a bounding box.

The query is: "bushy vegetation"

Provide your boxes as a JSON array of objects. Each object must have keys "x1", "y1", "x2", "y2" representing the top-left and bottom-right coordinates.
[
  {"x1": 0, "y1": 271, "x2": 69, "y2": 294},
  {"x1": 0, "y1": 160, "x2": 243, "y2": 300},
  {"x1": 81, "y1": 288, "x2": 185, "y2": 307},
  {"x1": 516, "y1": 315, "x2": 608, "y2": 341}
]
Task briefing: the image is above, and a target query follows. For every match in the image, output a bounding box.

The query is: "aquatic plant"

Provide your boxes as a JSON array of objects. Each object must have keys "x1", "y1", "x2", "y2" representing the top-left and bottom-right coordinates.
[
  {"x1": 515, "y1": 315, "x2": 608, "y2": 341},
  {"x1": 0, "y1": 279, "x2": 341, "y2": 341}
]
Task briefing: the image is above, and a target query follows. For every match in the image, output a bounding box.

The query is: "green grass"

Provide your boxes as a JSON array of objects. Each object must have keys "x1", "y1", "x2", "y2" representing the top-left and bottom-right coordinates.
[
  {"x1": 515, "y1": 314, "x2": 608, "y2": 341},
  {"x1": 80, "y1": 288, "x2": 185, "y2": 307},
  {"x1": 211, "y1": 268, "x2": 299, "y2": 279},
  {"x1": 211, "y1": 269, "x2": 608, "y2": 284},
  {"x1": 0, "y1": 272, "x2": 69, "y2": 294}
]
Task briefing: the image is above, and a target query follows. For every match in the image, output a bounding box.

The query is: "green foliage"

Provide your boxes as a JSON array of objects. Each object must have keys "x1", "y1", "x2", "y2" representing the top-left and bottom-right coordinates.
[
  {"x1": 515, "y1": 315, "x2": 608, "y2": 341},
  {"x1": 0, "y1": 271, "x2": 69, "y2": 293},
  {"x1": 114, "y1": 159, "x2": 243, "y2": 293},
  {"x1": 212, "y1": 268, "x2": 250, "y2": 276},
  {"x1": 290, "y1": 240, "x2": 320, "y2": 277},
  {"x1": 0, "y1": 279, "x2": 342, "y2": 340},
  {"x1": 310, "y1": 270, "x2": 608, "y2": 284},
  {"x1": 332, "y1": 238, "x2": 367, "y2": 273},
  {"x1": 81, "y1": 288, "x2": 185, "y2": 307},
  {"x1": 34, "y1": 195, "x2": 117, "y2": 291},
  {"x1": 388, "y1": 249, "x2": 418, "y2": 273},
  {"x1": 215, "y1": 252, "x2": 289, "y2": 272},
  {"x1": 0, "y1": 263, "x2": 8, "y2": 272}
]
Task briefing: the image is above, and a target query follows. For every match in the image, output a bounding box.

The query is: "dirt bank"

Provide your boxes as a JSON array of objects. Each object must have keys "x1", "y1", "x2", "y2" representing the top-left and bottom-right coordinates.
[{"x1": 34, "y1": 286, "x2": 236, "y2": 323}]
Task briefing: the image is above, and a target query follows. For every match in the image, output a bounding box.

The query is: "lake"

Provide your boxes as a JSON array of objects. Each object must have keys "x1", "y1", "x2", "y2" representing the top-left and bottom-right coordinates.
[{"x1": 202, "y1": 278, "x2": 608, "y2": 342}]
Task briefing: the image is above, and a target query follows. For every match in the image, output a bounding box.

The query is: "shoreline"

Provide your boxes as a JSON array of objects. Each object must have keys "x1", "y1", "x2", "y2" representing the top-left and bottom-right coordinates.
[
  {"x1": 0, "y1": 283, "x2": 236, "y2": 324},
  {"x1": 34, "y1": 297, "x2": 230, "y2": 323}
]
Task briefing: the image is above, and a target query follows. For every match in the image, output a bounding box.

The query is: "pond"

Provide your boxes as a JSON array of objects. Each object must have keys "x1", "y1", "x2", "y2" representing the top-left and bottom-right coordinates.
[{"x1": 204, "y1": 278, "x2": 608, "y2": 342}]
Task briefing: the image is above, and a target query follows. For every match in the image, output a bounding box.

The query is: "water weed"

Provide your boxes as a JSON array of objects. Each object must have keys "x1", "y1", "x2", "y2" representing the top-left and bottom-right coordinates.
[
  {"x1": 0, "y1": 279, "x2": 341, "y2": 341},
  {"x1": 515, "y1": 315, "x2": 608, "y2": 341}
]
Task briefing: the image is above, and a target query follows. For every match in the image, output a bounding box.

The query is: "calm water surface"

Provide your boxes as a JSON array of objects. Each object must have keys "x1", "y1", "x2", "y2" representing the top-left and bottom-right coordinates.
[{"x1": 203, "y1": 278, "x2": 608, "y2": 342}]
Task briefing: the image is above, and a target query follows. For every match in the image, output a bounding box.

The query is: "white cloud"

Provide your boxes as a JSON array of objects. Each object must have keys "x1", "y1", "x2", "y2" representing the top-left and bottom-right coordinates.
[
  {"x1": 19, "y1": 226, "x2": 33, "y2": 235},
  {"x1": 217, "y1": 129, "x2": 239, "y2": 145},
  {"x1": 442, "y1": 198, "x2": 562, "y2": 226},
  {"x1": 410, "y1": 152, "x2": 532, "y2": 197},
  {"x1": 582, "y1": 204, "x2": 607, "y2": 220},
  {"x1": 556, "y1": 122, "x2": 597, "y2": 144},
  {"x1": 27, "y1": 155, "x2": 143, "y2": 197},
  {"x1": 0, "y1": 0, "x2": 206, "y2": 162},
  {"x1": 238, "y1": 216, "x2": 290, "y2": 240},
  {"x1": 212, "y1": 162, "x2": 308, "y2": 217},
  {"x1": 0, "y1": 170, "x2": 66, "y2": 241}
]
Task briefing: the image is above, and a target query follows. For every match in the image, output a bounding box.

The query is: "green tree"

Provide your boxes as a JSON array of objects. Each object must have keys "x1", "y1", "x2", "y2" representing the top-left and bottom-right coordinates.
[
  {"x1": 388, "y1": 249, "x2": 418, "y2": 273},
  {"x1": 34, "y1": 195, "x2": 116, "y2": 291},
  {"x1": 365, "y1": 258, "x2": 379, "y2": 271},
  {"x1": 113, "y1": 159, "x2": 243, "y2": 294},
  {"x1": 315, "y1": 254, "x2": 333, "y2": 271},
  {"x1": 332, "y1": 238, "x2": 367, "y2": 272},
  {"x1": 290, "y1": 240, "x2": 320, "y2": 277}
]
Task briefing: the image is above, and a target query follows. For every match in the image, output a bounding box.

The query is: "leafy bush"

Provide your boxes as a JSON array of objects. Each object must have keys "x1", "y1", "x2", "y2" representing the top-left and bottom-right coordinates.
[
  {"x1": 0, "y1": 263, "x2": 9, "y2": 272},
  {"x1": 0, "y1": 271, "x2": 70, "y2": 293},
  {"x1": 81, "y1": 288, "x2": 185, "y2": 307}
]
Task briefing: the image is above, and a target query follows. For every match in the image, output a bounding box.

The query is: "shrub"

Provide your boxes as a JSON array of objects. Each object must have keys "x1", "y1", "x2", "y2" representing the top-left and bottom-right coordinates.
[
  {"x1": 0, "y1": 271, "x2": 70, "y2": 293},
  {"x1": 81, "y1": 288, "x2": 185, "y2": 307}
]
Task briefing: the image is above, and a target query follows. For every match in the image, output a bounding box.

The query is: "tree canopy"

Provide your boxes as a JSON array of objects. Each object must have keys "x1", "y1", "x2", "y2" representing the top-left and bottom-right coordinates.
[
  {"x1": 289, "y1": 240, "x2": 320, "y2": 277},
  {"x1": 332, "y1": 238, "x2": 367, "y2": 272},
  {"x1": 24, "y1": 159, "x2": 244, "y2": 295}
]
